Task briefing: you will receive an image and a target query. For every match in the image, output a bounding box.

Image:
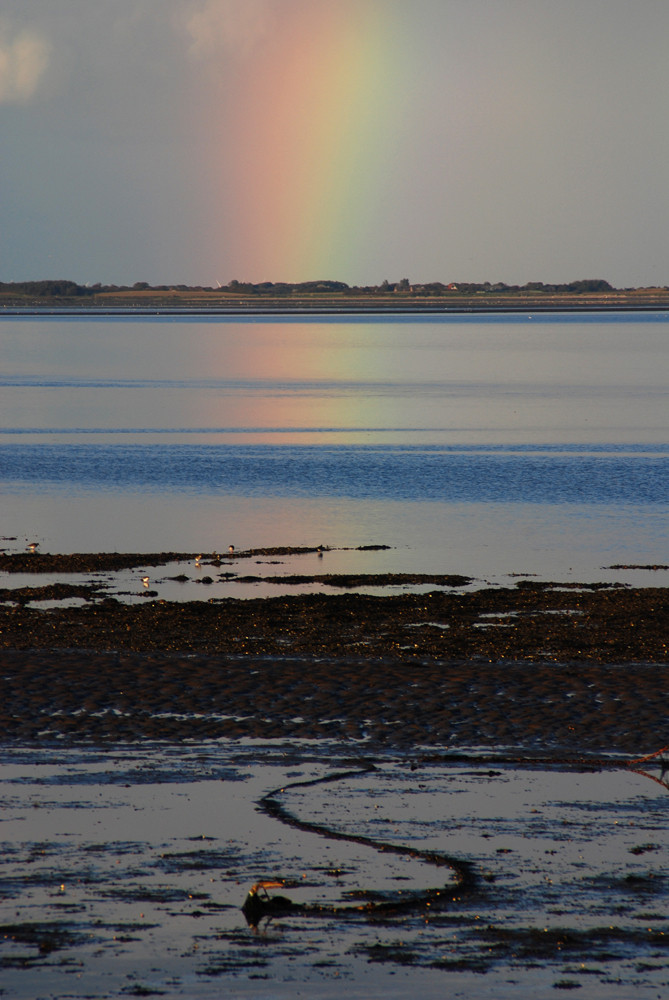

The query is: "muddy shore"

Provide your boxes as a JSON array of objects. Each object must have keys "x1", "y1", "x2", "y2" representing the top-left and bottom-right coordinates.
[
  {"x1": 1, "y1": 554, "x2": 668, "y2": 998},
  {"x1": 1, "y1": 552, "x2": 667, "y2": 751}
]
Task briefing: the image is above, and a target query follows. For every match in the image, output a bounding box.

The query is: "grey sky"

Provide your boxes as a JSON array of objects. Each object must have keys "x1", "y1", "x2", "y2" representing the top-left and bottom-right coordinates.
[{"x1": 1, "y1": 0, "x2": 668, "y2": 286}]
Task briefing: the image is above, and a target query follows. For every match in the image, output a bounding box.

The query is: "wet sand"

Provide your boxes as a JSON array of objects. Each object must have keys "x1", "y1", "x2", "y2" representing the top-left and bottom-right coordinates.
[
  {"x1": 1, "y1": 742, "x2": 666, "y2": 1000},
  {"x1": 1, "y1": 646, "x2": 666, "y2": 753},
  {"x1": 1, "y1": 552, "x2": 667, "y2": 752},
  {"x1": 1, "y1": 553, "x2": 668, "y2": 998}
]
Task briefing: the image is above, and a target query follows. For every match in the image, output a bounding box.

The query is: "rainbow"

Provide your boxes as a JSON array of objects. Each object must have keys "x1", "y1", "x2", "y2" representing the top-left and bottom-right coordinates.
[{"x1": 215, "y1": 3, "x2": 413, "y2": 283}]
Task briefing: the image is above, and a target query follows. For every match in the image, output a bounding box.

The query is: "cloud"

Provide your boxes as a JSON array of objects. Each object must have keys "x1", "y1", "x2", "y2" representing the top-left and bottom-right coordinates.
[
  {"x1": 183, "y1": 0, "x2": 274, "y2": 59},
  {"x1": 0, "y1": 24, "x2": 50, "y2": 103}
]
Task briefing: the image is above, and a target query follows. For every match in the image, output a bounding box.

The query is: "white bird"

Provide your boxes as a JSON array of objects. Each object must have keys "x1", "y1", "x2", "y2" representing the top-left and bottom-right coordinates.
[
  {"x1": 195, "y1": 554, "x2": 202, "y2": 567},
  {"x1": 228, "y1": 544, "x2": 235, "y2": 555},
  {"x1": 141, "y1": 576, "x2": 150, "y2": 587}
]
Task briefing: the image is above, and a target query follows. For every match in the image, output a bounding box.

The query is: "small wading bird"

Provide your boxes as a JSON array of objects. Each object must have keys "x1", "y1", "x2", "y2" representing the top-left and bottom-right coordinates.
[
  {"x1": 27, "y1": 541, "x2": 39, "y2": 553},
  {"x1": 141, "y1": 576, "x2": 150, "y2": 587},
  {"x1": 228, "y1": 544, "x2": 234, "y2": 555}
]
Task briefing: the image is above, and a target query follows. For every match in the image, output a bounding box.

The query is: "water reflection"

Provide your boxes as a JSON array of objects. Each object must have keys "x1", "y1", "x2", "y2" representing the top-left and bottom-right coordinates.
[
  {"x1": 1, "y1": 743, "x2": 666, "y2": 999},
  {"x1": 0, "y1": 313, "x2": 667, "y2": 576},
  {"x1": 2, "y1": 313, "x2": 668, "y2": 443}
]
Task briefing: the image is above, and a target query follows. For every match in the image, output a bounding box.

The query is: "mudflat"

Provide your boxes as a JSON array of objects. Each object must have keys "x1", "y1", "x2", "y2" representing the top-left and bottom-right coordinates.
[
  {"x1": 1, "y1": 555, "x2": 667, "y2": 751},
  {"x1": 1, "y1": 553, "x2": 668, "y2": 999}
]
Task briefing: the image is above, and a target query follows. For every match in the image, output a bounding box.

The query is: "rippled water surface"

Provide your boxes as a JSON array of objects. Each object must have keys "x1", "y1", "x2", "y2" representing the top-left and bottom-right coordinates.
[{"x1": 1, "y1": 312, "x2": 667, "y2": 581}]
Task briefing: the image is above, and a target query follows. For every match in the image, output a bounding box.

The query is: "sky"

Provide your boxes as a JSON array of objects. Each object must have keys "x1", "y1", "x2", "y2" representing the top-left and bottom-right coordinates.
[{"x1": 1, "y1": 0, "x2": 668, "y2": 288}]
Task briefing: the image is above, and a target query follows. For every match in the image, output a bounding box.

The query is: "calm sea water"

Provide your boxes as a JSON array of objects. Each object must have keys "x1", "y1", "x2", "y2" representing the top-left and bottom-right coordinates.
[{"x1": 1, "y1": 311, "x2": 667, "y2": 584}]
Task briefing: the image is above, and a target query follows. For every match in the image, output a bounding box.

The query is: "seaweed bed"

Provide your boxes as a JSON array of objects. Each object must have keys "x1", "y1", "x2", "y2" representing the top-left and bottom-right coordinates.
[{"x1": 0, "y1": 549, "x2": 667, "y2": 751}]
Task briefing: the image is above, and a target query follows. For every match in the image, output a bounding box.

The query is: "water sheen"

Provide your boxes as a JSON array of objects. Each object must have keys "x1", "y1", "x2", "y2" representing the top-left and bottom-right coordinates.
[{"x1": 1, "y1": 312, "x2": 667, "y2": 581}]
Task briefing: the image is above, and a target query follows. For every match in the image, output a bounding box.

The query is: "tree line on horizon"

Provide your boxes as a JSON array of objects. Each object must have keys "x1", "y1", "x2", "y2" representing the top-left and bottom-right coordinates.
[{"x1": 0, "y1": 277, "x2": 637, "y2": 298}]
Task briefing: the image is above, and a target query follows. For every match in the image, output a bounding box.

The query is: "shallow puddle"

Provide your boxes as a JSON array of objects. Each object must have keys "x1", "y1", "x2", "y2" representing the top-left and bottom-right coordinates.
[
  {"x1": 0, "y1": 741, "x2": 667, "y2": 998},
  {"x1": 4, "y1": 542, "x2": 666, "y2": 607}
]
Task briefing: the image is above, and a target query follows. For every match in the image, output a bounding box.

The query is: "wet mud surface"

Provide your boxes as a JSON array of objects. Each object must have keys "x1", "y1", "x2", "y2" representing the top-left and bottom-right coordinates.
[
  {"x1": 1, "y1": 567, "x2": 668, "y2": 664},
  {"x1": 0, "y1": 744, "x2": 667, "y2": 999},
  {"x1": 1, "y1": 549, "x2": 668, "y2": 996},
  {"x1": 1, "y1": 570, "x2": 668, "y2": 751},
  {"x1": 0, "y1": 646, "x2": 667, "y2": 753}
]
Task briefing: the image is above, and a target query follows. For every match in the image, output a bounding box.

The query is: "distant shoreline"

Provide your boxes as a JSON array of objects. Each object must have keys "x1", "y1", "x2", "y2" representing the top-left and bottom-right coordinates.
[{"x1": 2, "y1": 287, "x2": 669, "y2": 316}]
